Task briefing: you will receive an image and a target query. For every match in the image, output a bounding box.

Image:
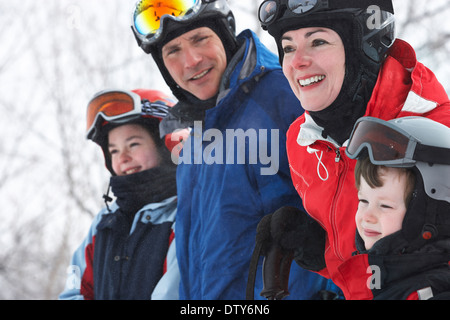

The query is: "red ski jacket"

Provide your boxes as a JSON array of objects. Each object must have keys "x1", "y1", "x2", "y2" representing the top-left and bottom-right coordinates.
[{"x1": 286, "y1": 39, "x2": 450, "y2": 299}]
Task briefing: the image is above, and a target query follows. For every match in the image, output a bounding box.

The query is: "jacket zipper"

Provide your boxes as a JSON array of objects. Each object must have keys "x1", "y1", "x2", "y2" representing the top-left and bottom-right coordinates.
[
  {"x1": 335, "y1": 149, "x2": 341, "y2": 169},
  {"x1": 330, "y1": 148, "x2": 346, "y2": 261}
]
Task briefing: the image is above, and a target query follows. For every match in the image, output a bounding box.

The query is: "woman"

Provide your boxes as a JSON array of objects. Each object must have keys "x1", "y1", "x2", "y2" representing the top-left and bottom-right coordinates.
[{"x1": 258, "y1": 0, "x2": 450, "y2": 299}]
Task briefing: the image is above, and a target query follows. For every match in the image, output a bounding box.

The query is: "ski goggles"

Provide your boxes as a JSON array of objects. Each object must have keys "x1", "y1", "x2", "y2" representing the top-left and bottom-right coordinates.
[
  {"x1": 86, "y1": 90, "x2": 168, "y2": 140},
  {"x1": 346, "y1": 117, "x2": 450, "y2": 167},
  {"x1": 258, "y1": 0, "x2": 393, "y2": 28},
  {"x1": 132, "y1": 0, "x2": 209, "y2": 42}
]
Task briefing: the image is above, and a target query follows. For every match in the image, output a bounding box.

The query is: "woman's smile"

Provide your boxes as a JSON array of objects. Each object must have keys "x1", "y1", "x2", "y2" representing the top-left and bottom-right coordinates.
[{"x1": 298, "y1": 75, "x2": 326, "y2": 88}]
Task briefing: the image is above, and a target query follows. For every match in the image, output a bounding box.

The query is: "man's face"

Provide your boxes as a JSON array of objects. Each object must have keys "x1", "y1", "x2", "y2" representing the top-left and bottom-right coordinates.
[{"x1": 162, "y1": 27, "x2": 227, "y2": 101}]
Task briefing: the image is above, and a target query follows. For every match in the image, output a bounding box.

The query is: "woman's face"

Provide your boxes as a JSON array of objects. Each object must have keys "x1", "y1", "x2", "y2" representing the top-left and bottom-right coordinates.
[{"x1": 281, "y1": 27, "x2": 346, "y2": 112}]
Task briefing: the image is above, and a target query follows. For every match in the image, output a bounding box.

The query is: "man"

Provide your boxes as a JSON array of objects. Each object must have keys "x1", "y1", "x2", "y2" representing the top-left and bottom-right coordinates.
[{"x1": 131, "y1": 0, "x2": 340, "y2": 300}]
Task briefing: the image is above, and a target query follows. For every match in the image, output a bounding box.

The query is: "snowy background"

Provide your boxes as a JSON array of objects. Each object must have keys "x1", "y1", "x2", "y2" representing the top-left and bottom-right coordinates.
[{"x1": 0, "y1": 0, "x2": 449, "y2": 299}]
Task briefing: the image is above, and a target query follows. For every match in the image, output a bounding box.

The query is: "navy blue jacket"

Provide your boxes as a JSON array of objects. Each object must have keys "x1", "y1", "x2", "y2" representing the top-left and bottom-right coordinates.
[{"x1": 59, "y1": 197, "x2": 179, "y2": 300}]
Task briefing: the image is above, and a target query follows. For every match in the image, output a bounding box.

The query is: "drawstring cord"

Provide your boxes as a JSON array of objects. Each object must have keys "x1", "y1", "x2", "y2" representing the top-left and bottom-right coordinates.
[{"x1": 314, "y1": 150, "x2": 329, "y2": 182}]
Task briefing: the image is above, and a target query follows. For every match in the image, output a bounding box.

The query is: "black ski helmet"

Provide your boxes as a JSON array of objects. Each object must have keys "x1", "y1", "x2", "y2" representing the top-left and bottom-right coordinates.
[
  {"x1": 131, "y1": 0, "x2": 238, "y2": 103},
  {"x1": 258, "y1": 0, "x2": 395, "y2": 66}
]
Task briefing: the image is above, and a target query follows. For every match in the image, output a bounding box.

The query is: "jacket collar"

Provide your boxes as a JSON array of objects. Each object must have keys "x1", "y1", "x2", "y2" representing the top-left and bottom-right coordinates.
[
  {"x1": 218, "y1": 29, "x2": 278, "y2": 101},
  {"x1": 296, "y1": 113, "x2": 342, "y2": 149},
  {"x1": 97, "y1": 196, "x2": 177, "y2": 235}
]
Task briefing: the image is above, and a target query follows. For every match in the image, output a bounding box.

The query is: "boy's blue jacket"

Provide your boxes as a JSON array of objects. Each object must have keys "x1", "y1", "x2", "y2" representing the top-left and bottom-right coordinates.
[{"x1": 174, "y1": 30, "x2": 340, "y2": 300}]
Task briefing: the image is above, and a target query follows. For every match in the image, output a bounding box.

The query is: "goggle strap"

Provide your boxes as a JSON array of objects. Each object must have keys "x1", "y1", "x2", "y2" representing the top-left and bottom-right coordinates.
[
  {"x1": 327, "y1": 0, "x2": 394, "y2": 14},
  {"x1": 414, "y1": 144, "x2": 450, "y2": 165},
  {"x1": 142, "y1": 100, "x2": 170, "y2": 118}
]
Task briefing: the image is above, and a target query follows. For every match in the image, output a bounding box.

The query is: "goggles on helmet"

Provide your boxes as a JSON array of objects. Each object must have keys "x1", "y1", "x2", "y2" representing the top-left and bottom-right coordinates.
[
  {"x1": 259, "y1": 0, "x2": 393, "y2": 29},
  {"x1": 86, "y1": 89, "x2": 170, "y2": 141},
  {"x1": 345, "y1": 117, "x2": 450, "y2": 167},
  {"x1": 132, "y1": 0, "x2": 219, "y2": 47}
]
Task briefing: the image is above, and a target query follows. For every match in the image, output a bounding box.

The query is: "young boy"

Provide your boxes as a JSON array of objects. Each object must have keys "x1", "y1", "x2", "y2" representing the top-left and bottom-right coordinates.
[
  {"x1": 341, "y1": 116, "x2": 450, "y2": 300},
  {"x1": 59, "y1": 89, "x2": 179, "y2": 300}
]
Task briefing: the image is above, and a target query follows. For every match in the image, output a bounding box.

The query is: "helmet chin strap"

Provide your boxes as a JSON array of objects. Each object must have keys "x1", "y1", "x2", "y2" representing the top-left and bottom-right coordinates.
[
  {"x1": 399, "y1": 167, "x2": 450, "y2": 254},
  {"x1": 103, "y1": 182, "x2": 113, "y2": 213},
  {"x1": 403, "y1": 201, "x2": 440, "y2": 254}
]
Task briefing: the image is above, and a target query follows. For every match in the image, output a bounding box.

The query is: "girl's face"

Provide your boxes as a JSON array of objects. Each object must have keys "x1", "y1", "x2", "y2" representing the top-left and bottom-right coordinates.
[
  {"x1": 355, "y1": 168, "x2": 408, "y2": 250},
  {"x1": 281, "y1": 27, "x2": 346, "y2": 112},
  {"x1": 108, "y1": 124, "x2": 160, "y2": 176}
]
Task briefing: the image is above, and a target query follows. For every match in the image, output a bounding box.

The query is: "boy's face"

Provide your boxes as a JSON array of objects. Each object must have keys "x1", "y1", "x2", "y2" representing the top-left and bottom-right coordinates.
[
  {"x1": 355, "y1": 168, "x2": 408, "y2": 250},
  {"x1": 108, "y1": 124, "x2": 160, "y2": 176},
  {"x1": 162, "y1": 27, "x2": 227, "y2": 101}
]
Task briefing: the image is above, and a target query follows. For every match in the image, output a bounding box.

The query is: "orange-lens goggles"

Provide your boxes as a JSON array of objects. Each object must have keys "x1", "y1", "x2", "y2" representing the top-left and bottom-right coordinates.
[
  {"x1": 86, "y1": 91, "x2": 141, "y2": 136},
  {"x1": 133, "y1": 0, "x2": 198, "y2": 36}
]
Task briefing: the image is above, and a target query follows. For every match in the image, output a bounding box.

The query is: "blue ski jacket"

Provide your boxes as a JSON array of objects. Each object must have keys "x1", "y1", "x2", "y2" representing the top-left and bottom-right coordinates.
[{"x1": 174, "y1": 30, "x2": 341, "y2": 300}]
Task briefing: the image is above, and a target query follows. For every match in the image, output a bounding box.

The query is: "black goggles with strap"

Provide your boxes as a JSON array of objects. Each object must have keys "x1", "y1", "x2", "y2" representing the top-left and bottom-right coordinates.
[
  {"x1": 258, "y1": 0, "x2": 394, "y2": 29},
  {"x1": 346, "y1": 117, "x2": 450, "y2": 167}
]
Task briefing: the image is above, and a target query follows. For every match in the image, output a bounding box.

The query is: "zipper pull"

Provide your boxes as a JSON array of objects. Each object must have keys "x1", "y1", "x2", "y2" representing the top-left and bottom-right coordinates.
[
  {"x1": 335, "y1": 149, "x2": 341, "y2": 163},
  {"x1": 335, "y1": 149, "x2": 341, "y2": 175}
]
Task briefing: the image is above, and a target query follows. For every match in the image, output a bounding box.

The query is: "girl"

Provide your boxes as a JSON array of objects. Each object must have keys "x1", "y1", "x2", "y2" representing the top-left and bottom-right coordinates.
[{"x1": 60, "y1": 89, "x2": 179, "y2": 300}]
